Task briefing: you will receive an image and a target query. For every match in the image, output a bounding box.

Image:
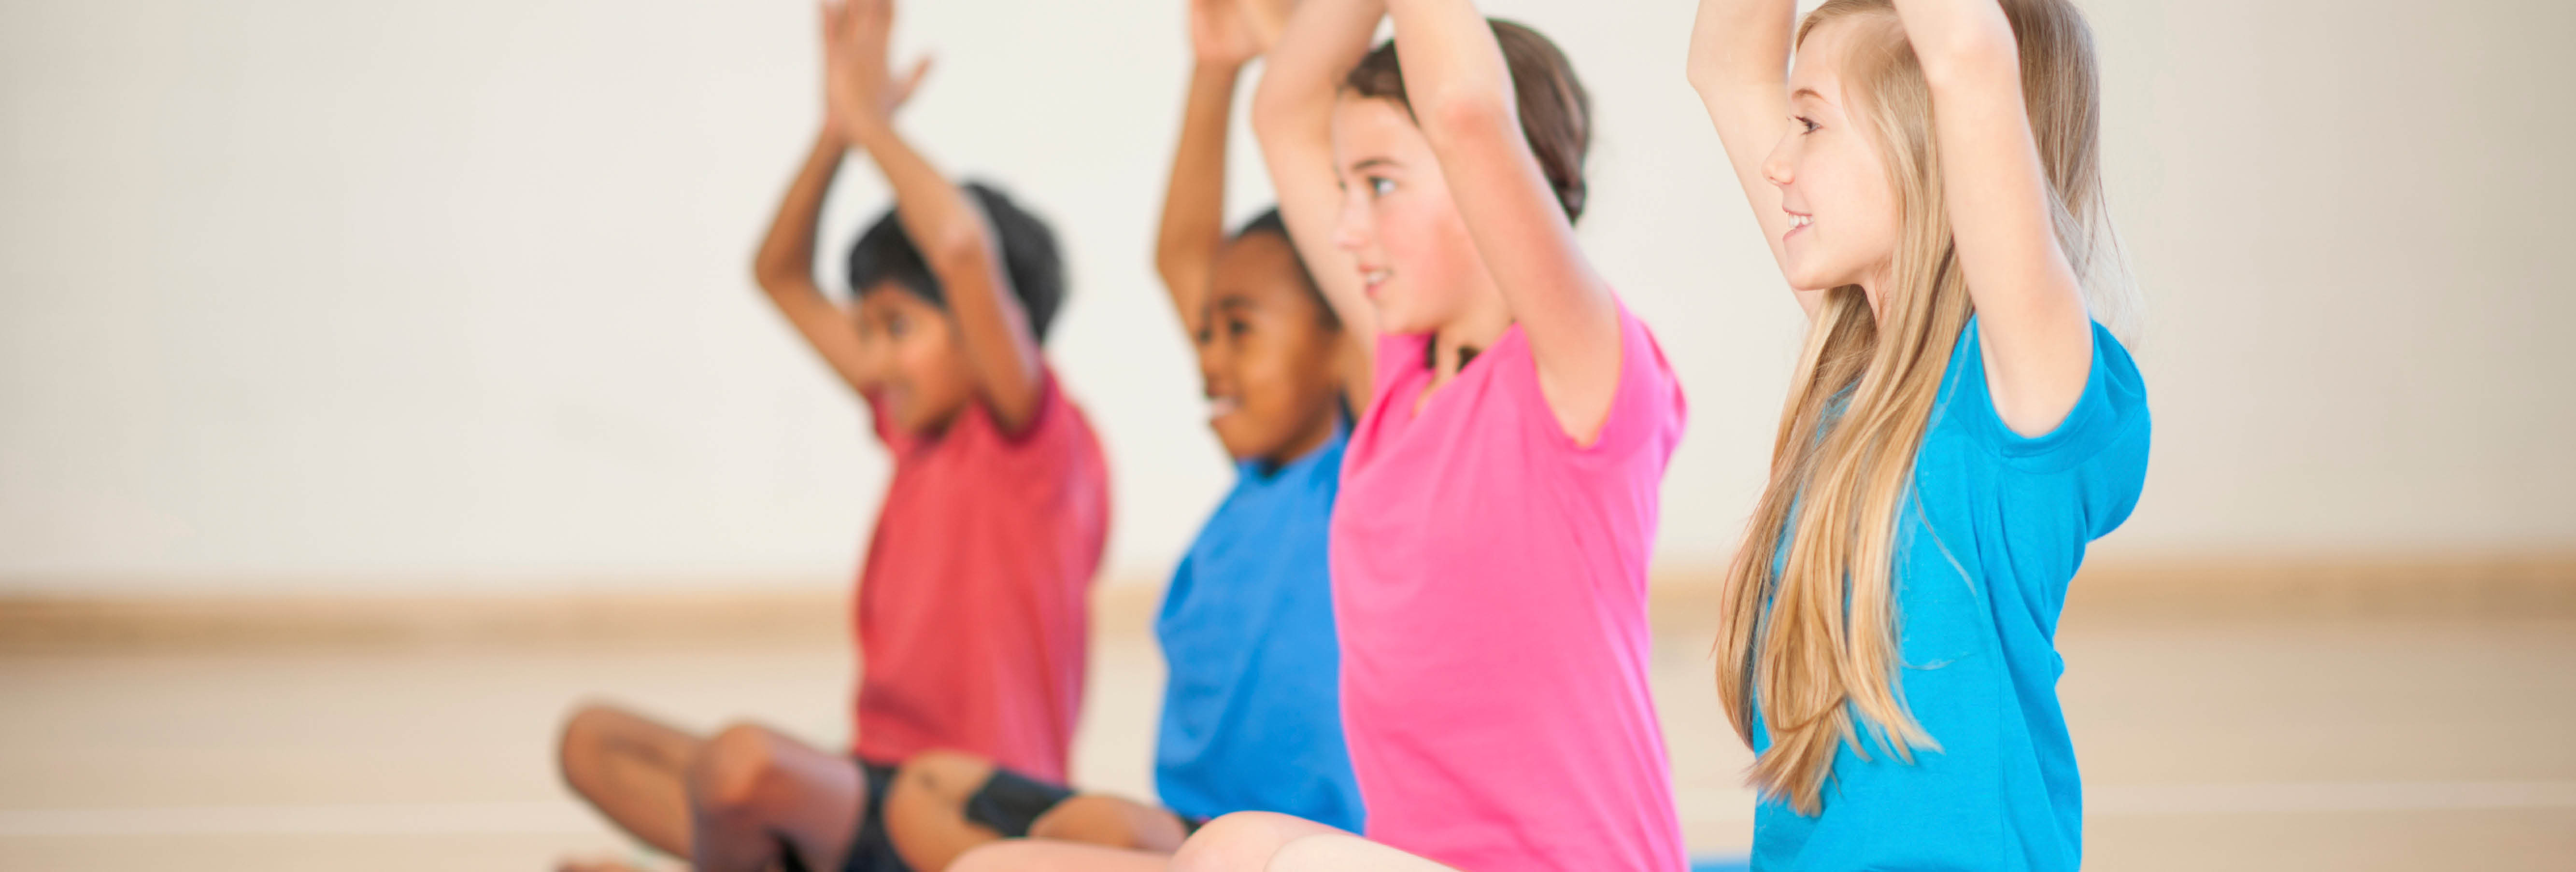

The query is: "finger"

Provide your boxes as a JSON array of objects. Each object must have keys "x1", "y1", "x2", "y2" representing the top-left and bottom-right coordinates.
[{"x1": 896, "y1": 55, "x2": 933, "y2": 104}]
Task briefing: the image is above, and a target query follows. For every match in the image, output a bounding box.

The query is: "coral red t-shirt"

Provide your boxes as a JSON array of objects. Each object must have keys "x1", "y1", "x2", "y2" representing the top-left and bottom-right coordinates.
[{"x1": 851, "y1": 371, "x2": 1109, "y2": 782}]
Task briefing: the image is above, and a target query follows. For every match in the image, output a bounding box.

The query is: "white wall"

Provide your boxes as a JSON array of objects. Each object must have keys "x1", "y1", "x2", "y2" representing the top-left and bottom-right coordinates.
[{"x1": 2, "y1": 0, "x2": 2569, "y2": 593}]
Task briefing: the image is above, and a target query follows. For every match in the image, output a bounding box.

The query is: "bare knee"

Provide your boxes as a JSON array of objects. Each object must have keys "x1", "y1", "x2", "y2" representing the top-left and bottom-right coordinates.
[
  {"x1": 1169, "y1": 812, "x2": 1328, "y2": 872},
  {"x1": 556, "y1": 703, "x2": 627, "y2": 790},
  {"x1": 687, "y1": 722, "x2": 780, "y2": 822}
]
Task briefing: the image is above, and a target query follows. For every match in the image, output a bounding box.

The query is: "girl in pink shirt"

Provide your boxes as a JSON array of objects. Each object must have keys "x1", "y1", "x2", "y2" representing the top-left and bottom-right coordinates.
[{"x1": 1172, "y1": 1, "x2": 1689, "y2": 871}]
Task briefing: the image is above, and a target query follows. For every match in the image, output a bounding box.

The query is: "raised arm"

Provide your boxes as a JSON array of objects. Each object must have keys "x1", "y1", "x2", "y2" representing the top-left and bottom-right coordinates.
[
  {"x1": 1892, "y1": 0, "x2": 2092, "y2": 436},
  {"x1": 1687, "y1": 0, "x2": 1816, "y2": 316},
  {"x1": 1154, "y1": 0, "x2": 1269, "y2": 334},
  {"x1": 829, "y1": 0, "x2": 1047, "y2": 432},
  {"x1": 1252, "y1": 0, "x2": 1386, "y2": 393},
  {"x1": 751, "y1": 10, "x2": 877, "y2": 398},
  {"x1": 1383, "y1": 0, "x2": 1621, "y2": 442}
]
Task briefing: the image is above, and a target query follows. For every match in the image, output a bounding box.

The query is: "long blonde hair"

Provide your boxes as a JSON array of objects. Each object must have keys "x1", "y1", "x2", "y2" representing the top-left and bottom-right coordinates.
[{"x1": 1715, "y1": 0, "x2": 2134, "y2": 815}]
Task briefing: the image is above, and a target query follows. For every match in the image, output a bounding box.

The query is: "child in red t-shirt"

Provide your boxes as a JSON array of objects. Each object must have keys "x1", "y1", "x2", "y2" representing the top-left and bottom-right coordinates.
[{"x1": 552, "y1": 2, "x2": 1109, "y2": 871}]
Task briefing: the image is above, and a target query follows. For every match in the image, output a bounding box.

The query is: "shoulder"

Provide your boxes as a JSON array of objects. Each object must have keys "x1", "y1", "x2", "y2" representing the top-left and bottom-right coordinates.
[
  {"x1": 962, "y1": 366, "x2": 1108, "y2": 471},
  {"x1": 1502, "y1": 300, "x2": 1687, "y2": 462},
  {"x1": 1939, "y1": 318, "x2": 2149, "y2": 471}
]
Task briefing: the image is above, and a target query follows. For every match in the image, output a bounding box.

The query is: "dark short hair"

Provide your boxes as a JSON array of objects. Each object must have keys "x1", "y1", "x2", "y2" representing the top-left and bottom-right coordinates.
[
  {"x1": 846, "y1": 181, "x2": 1067, "y2": 342},
  {"x1": 1229, "y1": 207, "x2": 1337, "y2": 330},
  {"x1": 1342, "y1": 19, "x2": 1592, "y2": 223}
]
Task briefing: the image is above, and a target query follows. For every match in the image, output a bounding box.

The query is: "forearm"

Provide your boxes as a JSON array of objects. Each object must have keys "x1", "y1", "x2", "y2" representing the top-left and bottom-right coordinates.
[
  {"x1": 1688, "y1": 0, "x2": 1795, "y2": 93},
  {"x1": 850, "y1": 120, "x2": 1044, "y2": 402},
  {"x1": 1890, "y1": 0, "x2": 2019, "y2": 89},
  {"x1": 1252, "y1": 0, "x2": 1383, "y2": 142},
  {"x1": 1154, "y1": 61, "x2": 1245, "y2": 326},
  {"x1": 1251, "y1": 0, "x2": 1386, "y2": 343},
  {"x1": 1383, "y1": 0, "x2": 1514, "y2": 141},
  {"x1": 753, "y1": 129, "x2": 850, "y2": 293}
]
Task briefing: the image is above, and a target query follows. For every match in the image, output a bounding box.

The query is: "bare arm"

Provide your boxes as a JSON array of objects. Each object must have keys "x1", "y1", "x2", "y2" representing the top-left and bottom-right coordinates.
[
  {"x1": 751, "y1": 9, "x2": 878, "y2": 398},
  {"x1": 752, "y1": 130, "x2": 875, "y2": 397},
  {"x1": 1688, "y1": 0, "x2": 1818, "y2": 317},
  {"x1": 1153, "y1": 0, "x2": 1268, "y2": 335},
  {"x1": 1892, "y1": 0, "x2": 2093, "y2": 436},
  {"x1": 1252, "y1": 0, "x2": 1386, "y2": 404},
  {"x1": 1384, "y1": 0, "x2": 1621, "y2": 443},
  {"x1": 830, "y1": 0, "x2": 1046, "y2": 432}
]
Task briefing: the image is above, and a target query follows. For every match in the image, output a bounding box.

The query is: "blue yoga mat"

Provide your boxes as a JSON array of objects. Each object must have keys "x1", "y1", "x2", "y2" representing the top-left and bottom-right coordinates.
[{"x1": 1690, "y1": 857, "x2": 1751, "y2": 872}]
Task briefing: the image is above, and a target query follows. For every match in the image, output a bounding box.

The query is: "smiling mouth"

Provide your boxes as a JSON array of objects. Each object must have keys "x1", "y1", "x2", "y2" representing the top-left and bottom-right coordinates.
[
  {"x1": 1206, "y1": 396, "x2": 1242, "y2": 421},
  {"x1": 1360, "y1": 267, "x2": 1392, "y2": 297},
  {"x1": 1785, "y1": 211, "x2": 1813, "y2": 240}
]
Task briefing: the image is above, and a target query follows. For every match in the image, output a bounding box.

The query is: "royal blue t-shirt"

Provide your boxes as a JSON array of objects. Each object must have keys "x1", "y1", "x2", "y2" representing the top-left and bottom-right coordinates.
[
  {"x1": 1153, "y1": 428, "x2": 1366, "y2": 832},
  {"x1": 1751, "y1": 318, "x2": 2150, "y2": 871}
]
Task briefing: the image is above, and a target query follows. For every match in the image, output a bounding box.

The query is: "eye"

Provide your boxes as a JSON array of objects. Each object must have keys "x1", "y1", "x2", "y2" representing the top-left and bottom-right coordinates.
[
  {"x1": 1226, "y1": 317, "x2": 1251, "y2": 338},
  {"x1": 885, "y1": 314, "x2": 908, "y2": 337},
  {"x1": 1367, "y1": 176, "x2": 1395, "y2": 197},
  {"x1": 1794, "y1": 115, "x2": 1819, "y2": 134}
]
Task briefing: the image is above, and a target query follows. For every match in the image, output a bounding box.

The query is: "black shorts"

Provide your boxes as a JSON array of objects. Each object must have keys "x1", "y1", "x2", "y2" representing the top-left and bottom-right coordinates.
[
  {"x1": 782, "y1": 759, "x2": 1208, "y2": 872},
  {"x1": 961, "y1": 766, "x2": 1079, "y2": 837},
  {"x1": 778, "y1": 759, "x2": 908, "y2": 872}
]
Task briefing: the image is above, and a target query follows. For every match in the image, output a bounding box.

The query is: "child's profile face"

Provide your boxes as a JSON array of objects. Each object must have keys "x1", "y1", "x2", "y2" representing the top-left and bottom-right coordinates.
[
  {"x1": 1197, "y1": 233, "x2": 1344, "y2": 465},
  {"x1": 1768, "y1": 17, "x2": 1902, "y2": 297},
  {"x1": 854, "y1": 284, "x2": 977, "y2": 435},
  {"x1": 1329, "y1": 95, "x2": 1493, "y2": 337}
]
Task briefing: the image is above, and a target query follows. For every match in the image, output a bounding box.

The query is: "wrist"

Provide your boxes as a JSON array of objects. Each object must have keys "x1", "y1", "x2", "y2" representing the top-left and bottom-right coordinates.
[
  {"x1": 1192, "y1": 57, "x2": 1249, "y2": 78},
  {"x1": 844, "y1": 113, "x2": 898, "y2": 149}
]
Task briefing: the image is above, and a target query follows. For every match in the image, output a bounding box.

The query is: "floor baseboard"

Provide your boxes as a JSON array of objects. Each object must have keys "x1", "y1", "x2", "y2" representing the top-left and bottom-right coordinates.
[{"x1": 4, "y1": 555, "x2": 2570, "y2": 653}]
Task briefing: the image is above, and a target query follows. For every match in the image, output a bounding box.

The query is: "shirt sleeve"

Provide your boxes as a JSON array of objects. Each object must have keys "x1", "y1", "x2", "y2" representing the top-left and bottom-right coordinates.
[
  {"x1": 1576, "y1": 303, "x2": 1688, "y2": 462},
  {"x1": 1957, "y1": 319, "x2": 2154, "y2": 538}
]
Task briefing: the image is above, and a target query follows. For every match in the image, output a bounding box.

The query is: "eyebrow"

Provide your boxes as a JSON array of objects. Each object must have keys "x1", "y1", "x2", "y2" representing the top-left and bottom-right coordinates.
[
  {"x1": 1212, "y1": 295, "x2": 1260, "y2": 314},
  {"x1": 1790, "y1": 86, "x2": 1824, "y2": 103},
  {"x1": 1348, "y1": 157, "x2": 1398, "y2": 174}
]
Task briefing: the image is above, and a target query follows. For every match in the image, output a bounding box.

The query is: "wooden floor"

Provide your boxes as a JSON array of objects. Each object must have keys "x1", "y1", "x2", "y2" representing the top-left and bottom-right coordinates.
[{"x1": 1, "y1": 591, "x2": 2572, "y2": 871}]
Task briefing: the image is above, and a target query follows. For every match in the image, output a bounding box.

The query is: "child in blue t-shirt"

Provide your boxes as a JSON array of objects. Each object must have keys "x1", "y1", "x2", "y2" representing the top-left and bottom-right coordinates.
[
  {"x1": 882, "y1": 1, "x2": 1365, "y2": 870},
  {"x1": 1688, "y1": 0, "x2": 2152, "y2": 869}
]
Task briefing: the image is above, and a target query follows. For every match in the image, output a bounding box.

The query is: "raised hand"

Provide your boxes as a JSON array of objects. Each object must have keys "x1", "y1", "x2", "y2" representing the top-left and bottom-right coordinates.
[{"x1": 821, "y1": 0, "x2": 932, "y2": 140}]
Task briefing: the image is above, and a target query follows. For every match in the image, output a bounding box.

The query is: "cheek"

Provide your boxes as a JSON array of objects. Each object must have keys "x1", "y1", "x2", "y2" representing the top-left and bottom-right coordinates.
[
  {"x1": 1828, "y1": 143, "x2": 1898, "y2": 240},
  {"x1": 1383, "y1": 202, "x2": 1472, "y2": 293}
]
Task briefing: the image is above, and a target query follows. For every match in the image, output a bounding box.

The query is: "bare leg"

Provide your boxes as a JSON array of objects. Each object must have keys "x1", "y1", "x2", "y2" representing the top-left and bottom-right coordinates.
[
  {"x1": 885, "y1": 750, "x2": 1193, "y2": 870},
  {"x1": 882, "y1": 749, "x2": 1005, "y2": 871},
  {"x1": 951, "y1": 841, "x2": 1173, "y2": 872},
  {"x1": 1269, "y1": 835, "x2": 1460, "y2": 872},
  {"x1": 1027, "y1": 796, "x2": 1192, "y2": 854},
  {"x1": 558, "y1": 703, "x2": 705, "y2": 857},
  {"x1": 686, "y1": 722, "x2": 866, "y2": 872},
  {"x1": 1166, "y1": 812, "x2": 1350, "y2": 872}
]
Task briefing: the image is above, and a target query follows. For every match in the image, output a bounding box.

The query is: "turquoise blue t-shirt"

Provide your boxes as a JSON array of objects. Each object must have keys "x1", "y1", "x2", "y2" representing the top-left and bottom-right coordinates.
[
  {"x1": 1751, "y1": 318, "x2": 2150, "y2": 871},
  {"x1": 1152, "y1": 428, "x2": 1365, "y2": 832}
]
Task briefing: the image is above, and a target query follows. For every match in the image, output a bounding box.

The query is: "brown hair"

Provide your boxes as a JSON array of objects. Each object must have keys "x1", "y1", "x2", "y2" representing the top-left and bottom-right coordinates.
[{"x1": 1341, "y1": 19, "x2": 1593, "y2": 222}]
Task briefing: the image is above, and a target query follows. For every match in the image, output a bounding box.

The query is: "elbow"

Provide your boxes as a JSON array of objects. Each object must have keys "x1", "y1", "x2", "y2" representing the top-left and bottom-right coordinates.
[
  {"x1": 1413, "y1": 87, "x2": 1517, "y2": 150},
  {"x1": 919, "y1": 219, "x2": 997, "y2": 284},
  {"x1": 1911, "y1": 25, "x2": 2020, "y2": 90},
  {"x1": 752, "y1": 254, "x2": 798, "y2": 296},
  {"x1": 1250, "y1": 80, "x2": 1298, "y2": 143},
  {"x1": 1685, "y1": 43, "x2": 1724, "y2": 94}
]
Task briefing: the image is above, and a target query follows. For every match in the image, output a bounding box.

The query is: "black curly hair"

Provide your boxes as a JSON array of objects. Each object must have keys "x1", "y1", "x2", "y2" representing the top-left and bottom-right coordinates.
[{"x1": 845, "y1": 181, "x2": 1067, "y2": 341}]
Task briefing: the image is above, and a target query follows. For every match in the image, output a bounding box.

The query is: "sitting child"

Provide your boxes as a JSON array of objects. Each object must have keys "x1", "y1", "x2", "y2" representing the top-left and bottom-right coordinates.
[
  {"x1": 881, "y1": 2, "x2": 1367, "y2": 871},
  {"x1": 553, "y1": 1, "x2": 1108, "y2": 870}
]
